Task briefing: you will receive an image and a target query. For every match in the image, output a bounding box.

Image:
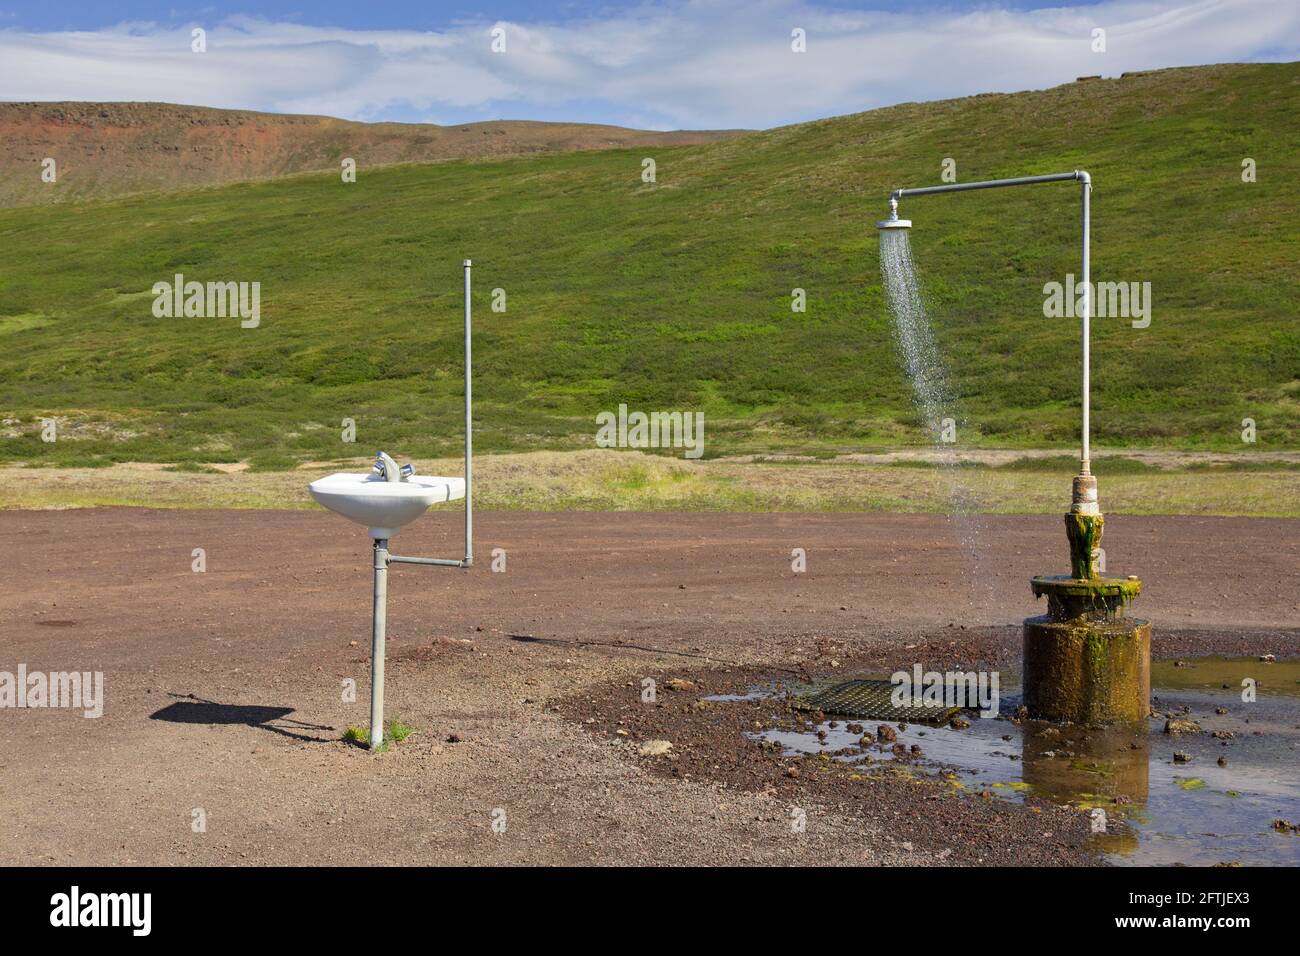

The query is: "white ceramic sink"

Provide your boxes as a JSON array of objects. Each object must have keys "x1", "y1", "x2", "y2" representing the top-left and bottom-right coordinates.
[{"x1": 309, "y1": 472, "x2": 465, "y2": 538}]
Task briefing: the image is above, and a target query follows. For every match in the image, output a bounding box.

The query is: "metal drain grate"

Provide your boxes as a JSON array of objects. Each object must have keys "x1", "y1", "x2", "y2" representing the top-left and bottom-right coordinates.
[{"x1": 792, "y1": 679, "x2": 961, "y2": 724}]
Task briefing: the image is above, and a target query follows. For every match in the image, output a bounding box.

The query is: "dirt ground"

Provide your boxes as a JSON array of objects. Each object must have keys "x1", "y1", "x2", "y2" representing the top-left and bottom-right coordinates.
[{"x1": 1, "y1": 508, "x2": 1296, "y2": 866}]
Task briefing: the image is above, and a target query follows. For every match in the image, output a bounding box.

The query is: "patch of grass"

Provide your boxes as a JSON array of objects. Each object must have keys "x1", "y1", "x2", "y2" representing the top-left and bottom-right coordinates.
[
  {"x1": 162, "y1": 461, "x2": 223, "y2": 473},
  {"x1": 995, "y1": 455, "x2": 1162, "y2": 474},
  {"x1": 343, "y1": 719, "x2": 414, "y2": 749},
  {"x1": 245, "y1": 451, "x2": 301, "y2": 472},
  {"x1": 388, "y1": 718, "x2": 415, "y2": 742},
  {"x1": 1176, "y1": 777, "x2": 1207, "y2": 791}
]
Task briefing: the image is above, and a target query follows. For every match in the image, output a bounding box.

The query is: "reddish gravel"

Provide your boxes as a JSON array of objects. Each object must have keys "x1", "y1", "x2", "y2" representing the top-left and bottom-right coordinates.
[{"x1": 0, "y1": 508, "x2": 1295, "y2": 865}]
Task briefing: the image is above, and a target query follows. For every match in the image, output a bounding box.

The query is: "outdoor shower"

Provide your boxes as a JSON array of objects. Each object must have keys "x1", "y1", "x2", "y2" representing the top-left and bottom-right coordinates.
[{"x1": 877, "y1": 172, "x2": 1150, "y2": 723}]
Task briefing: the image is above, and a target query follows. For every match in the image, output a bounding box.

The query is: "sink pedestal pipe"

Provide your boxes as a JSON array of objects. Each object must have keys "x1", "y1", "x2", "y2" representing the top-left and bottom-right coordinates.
[{"x1": 879, "y1": 173, "x2": 1148, "y2": 724}]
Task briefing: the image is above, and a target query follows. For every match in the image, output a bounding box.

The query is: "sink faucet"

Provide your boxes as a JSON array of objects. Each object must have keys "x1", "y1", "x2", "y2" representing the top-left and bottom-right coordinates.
[{"x1": 373, "y1": 451, "x2": 415, "y2": 483}]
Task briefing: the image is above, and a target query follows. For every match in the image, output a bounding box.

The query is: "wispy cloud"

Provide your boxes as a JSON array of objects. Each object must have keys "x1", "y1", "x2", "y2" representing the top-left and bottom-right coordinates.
[{"x1": 0, "y1": 1, "x2": 1295, "y2": 128}]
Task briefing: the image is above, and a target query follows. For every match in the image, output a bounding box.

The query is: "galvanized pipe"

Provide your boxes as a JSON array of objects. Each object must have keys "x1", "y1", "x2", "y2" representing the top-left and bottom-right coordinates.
[
  {"x1": 463, "y1": 259, "x2": 473, "y2": 566},
  {"x1": 890, "y1": 171, "x2": 1082, "y2": 201},
  {"x1": 886, "y1": 170, "x2": 1092, "y2": 476},
  {"x1": 389, "y1": 554, "x2": 467, "y2": 567},
  {"x1": 370, "y1": 538, "x2": 389, "y2": 750}
]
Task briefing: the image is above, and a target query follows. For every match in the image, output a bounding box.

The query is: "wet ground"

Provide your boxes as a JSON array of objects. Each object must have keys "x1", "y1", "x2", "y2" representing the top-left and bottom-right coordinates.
[{"x1": 741, "y1": 658, "x2": 1300, "y2": 866}]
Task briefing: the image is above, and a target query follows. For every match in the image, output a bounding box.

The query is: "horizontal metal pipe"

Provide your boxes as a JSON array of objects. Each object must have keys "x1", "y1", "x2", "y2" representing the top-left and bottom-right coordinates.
[
  {"x1": 891, "y1": 171, "x2": 1084, "y2": 201},
  {"x1": 388, "y1": 555, "x2": 469, "y2": 567}
]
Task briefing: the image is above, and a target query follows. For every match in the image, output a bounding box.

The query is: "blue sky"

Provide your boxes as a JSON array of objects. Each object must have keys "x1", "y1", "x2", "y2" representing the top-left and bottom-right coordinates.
[{"x1": 0, "y1": 1, "x2": 1295, "y2": 129}]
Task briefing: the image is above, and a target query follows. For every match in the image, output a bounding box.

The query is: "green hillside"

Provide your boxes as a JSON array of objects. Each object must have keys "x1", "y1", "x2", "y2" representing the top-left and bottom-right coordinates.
[{"x1": 1, "y1": 62, "x2": 1297, "y2": 468}]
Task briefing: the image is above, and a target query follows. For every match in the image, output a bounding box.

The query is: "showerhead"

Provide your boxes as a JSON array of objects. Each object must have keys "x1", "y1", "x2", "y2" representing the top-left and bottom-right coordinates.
[{"x1": 876, "y1": 196, "x2": 911, "y2": 230}]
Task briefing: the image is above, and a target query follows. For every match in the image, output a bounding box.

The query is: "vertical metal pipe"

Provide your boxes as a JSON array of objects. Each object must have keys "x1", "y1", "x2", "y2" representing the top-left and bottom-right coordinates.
[
  {"x1": 370, "y1": 538, "x2": 389, "y2": 749},
  {"x1": 463, "y1": 259, "x2": 473, "y2": 566},
  {"x1": 1079, "y1": 174, "x2": 1091, "y2": 474}
]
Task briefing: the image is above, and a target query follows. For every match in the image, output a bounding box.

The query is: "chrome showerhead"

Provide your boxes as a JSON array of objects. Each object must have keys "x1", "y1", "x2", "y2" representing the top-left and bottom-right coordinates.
[{"x1": 876, "y1": 196, "x2": 911, "y2": 230}]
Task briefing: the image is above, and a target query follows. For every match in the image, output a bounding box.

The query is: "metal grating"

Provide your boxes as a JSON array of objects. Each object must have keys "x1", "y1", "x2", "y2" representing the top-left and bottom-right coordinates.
[{"x1": 792, "y1": 679, "x2": 961, "y2": 725}]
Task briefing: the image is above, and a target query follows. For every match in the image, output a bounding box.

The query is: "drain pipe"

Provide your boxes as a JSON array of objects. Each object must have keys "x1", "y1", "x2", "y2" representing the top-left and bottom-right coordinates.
[{"x1": 888, "y1": 170, "x2": 1094, "y2": 511}]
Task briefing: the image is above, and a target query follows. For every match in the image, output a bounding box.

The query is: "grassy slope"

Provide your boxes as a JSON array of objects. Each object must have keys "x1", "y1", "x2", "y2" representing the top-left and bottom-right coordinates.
[{"x1": 0, "y1": 63, "x2": 1297, "y2": 469}]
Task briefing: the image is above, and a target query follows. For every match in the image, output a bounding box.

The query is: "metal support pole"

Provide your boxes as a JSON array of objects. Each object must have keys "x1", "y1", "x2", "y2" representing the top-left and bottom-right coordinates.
[
  {"x1": 463, "y1": 259, "x2": 473, "y2": 567},
  {"x1": 370, "y1": 537, "x2": 389, "y2": 750},
  {"x1": 1079, "y1": 173, "x2": 1092, "y2": 475}
]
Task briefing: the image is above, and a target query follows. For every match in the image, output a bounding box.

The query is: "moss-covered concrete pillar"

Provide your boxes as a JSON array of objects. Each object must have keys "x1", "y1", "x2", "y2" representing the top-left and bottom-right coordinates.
[{"x1": 1023, "y1": 478, "x2": 1151, "y2": 724}]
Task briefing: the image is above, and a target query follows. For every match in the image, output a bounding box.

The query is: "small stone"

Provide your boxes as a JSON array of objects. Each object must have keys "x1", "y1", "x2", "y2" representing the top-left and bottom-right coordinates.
[
  {"x1": 846, "y1": 723, "x2": 864, "y2": 734},
  {"x1": 663, "y1": 678, "x2": 698, "y2": 692},
  {"x1": 785, "y1": 766, "x2": 800, "y2": 779},
  {"x1": 1217, "y1": 756, "x2": 1227, "y2": 767},
  {"x1": 1163, "y1": 718, "x2": 1202, "y2": 735},
  {"x1": 1173, "y1": 751, "x2": 1191, "y2": 763},
  {"x1": 1259, "y1": 654, "x2": 1276, "y2": 663},
  {"x1": 638, "y1": 739, "x2": 673, "y2": 757},
  {"x1": 950, "y1": 717, "x2": 971, "y2": 730},
  {"x1": 1216, "y1": 707, "x2": 1228, "y2": 715},
  {"x1": 910, "y1": 744, "x2": 923, "y2": 755},
  {"x1": 858, "y1": 733, "x2": 875, "y2": 746},
  {"x1": 876, "y1": 724, "x2": 897, "y2": 743}
]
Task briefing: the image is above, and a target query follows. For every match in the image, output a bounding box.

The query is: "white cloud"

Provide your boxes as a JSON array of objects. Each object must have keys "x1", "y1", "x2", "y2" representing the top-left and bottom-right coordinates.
[{"x1": 0, "y1": 1, "x2": 1295, "y2": 128}]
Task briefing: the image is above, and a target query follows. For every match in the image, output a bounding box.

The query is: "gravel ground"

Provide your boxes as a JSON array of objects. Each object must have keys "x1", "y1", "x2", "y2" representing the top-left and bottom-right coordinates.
[{"x1": 1, "y1": 508, "x2": 1295, "y2": 866}]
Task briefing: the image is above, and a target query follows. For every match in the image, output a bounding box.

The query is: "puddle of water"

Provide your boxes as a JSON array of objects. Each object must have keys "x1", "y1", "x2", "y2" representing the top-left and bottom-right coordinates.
[
  {"x1": 1151, "y1": 655, "x2": 1300, "y2": 698},
  {"x1": 746, "y1": 658, "x2": 1300, "y2": 866}
]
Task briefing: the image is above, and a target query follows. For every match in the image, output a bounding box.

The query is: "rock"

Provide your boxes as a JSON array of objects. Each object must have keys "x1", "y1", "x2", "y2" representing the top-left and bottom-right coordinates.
[
  {"x1": 846, "y1": 723, "x2": 864, "y2": 734},
  {"x1": 663, "y1": 678, "x2": 698, "y2": 692},
  {"x1": 1040, "y1": 727, "x2": 1061, "y2": 738},
  {"x1": 1013, "y1": 705, "x2": 1029, "y2": 721},
  {"x1": 877, "y1": 724, "x2": 897, "y2": 743},
  {"x1": 785, "y1": 766, "x2": 800, "y2": 779},
  {"x1": 638, "y1": 739, "x2": 673, "y2": 756},
  {"x1": 1215, "y1": 707, "x2": 1228, "y2": 715},
  {"x1": 1173, "y1": 751, "x2": 1191, "y2": 763},
  {"x1": 1217, "y1": 756, "x2": 1228, "y2": 767},
  {"x1": 891, "y1": 743, "x2": 907, "y2": 757},
  {"x1": 910, "y1": 744, "x2": 923, "y2": 755},
  {"x1": 950, "y1": 717, "x2": 971, "y2": 730},
  {"x1": 858, "y1": 733, "x2": 875, "y2": 746},
  {"x1": 1211, "y1": 730, "x2": 1235, "y2": 739},
  {"x1": 1163, "y1": 718, "x2": 1202, "y2": 735},
  {"x1": 1259, "y1": 654, "x2": 1276, "y2": 663}
]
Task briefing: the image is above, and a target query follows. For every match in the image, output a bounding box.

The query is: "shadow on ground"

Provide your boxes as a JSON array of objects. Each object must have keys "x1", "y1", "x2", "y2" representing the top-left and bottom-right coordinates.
[{"x1": 150, "y1": 694, "x2": 336, "y2": 743}]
